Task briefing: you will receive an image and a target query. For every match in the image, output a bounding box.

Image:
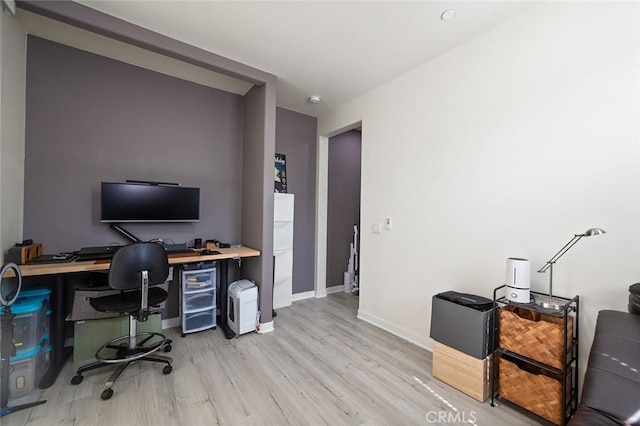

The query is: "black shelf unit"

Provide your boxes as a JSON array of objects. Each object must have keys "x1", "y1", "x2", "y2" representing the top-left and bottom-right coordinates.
[{"x1": 490, "y1": 285, "x2": 579, "y2": 426}]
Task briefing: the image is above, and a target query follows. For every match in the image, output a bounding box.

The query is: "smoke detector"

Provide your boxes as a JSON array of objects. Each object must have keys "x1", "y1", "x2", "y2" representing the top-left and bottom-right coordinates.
[
  {"x1": 441, "y1": 9, "x2": 456, "y2": 21},
  {"x1": 308, "y1": 95, "x2": 321, "y2": 104}
]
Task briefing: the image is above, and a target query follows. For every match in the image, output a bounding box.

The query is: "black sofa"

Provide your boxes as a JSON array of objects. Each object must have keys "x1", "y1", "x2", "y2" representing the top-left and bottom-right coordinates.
[{"x1": 569, "y1": 285, "x2": 640, "y2": 425}]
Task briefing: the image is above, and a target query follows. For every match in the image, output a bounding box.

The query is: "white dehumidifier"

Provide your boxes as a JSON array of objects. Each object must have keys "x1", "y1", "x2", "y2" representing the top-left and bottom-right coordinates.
[{"x1": 227, "y1": 279, "x2": 258, "y2": 336}]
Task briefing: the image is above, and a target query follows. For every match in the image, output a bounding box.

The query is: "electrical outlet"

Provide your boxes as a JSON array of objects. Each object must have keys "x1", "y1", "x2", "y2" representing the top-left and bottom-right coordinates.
[{"x1": 385, "y1": 218, "x2": 392, "y2": 230}]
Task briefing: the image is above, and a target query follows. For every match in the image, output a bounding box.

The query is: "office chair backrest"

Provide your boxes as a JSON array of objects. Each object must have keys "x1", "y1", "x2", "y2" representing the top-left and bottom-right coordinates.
[{"x1": 108, "y1": 242, "x2": 169, "y2": 291}]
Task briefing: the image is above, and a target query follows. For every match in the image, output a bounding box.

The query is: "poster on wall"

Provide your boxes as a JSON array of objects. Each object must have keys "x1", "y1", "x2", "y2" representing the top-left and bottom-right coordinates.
[{"x1": 275, "y1": 153, "x2": 287, "y2": 193}]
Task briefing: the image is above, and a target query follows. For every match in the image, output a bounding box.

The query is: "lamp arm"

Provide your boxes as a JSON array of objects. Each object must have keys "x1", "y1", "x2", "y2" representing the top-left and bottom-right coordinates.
[{"x1": 537, "y1": 234, "x2": 584, "y2": 273}]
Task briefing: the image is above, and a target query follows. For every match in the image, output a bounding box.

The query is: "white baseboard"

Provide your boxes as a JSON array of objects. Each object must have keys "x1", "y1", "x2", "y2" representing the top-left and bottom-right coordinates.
[
  {"x1": 357, "y1": 309, "x2": 433, "y2": 352},
  {"x1": 161, "y1": 317, "x2": 180, "y2": 330},
  {"x1": 257, "y1": 320, "x2": 275, "y2": 334},
  {"x1": 315, "y1": 289, "x2": 327, "y2": 298},
  {"x1": 292, "y1": 290, "x2": 315, "y2": 302},
  {"x1": 326, "y1": 285, "x2": 344, "y2": 294}
]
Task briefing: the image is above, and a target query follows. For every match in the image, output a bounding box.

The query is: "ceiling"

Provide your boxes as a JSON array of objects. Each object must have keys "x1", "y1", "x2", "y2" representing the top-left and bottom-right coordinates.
[{"x1": 75, "y1": 1, "x2": 540, "y2": 118}]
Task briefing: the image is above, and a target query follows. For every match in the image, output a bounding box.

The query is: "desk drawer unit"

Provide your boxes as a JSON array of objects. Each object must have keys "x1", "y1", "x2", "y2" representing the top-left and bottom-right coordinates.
[
  {"x1": 184, "y1": 290, "x2": 216, "y2": 312},
  {"x1": 181, "y1": 265, "x2": 216, "y2": 336},
  {"x1": 183, "y1": 271, "x2": 215, "y2": 291},
  {"x1": 183, "y1": 310, "x2": 216, "y2": 333}
]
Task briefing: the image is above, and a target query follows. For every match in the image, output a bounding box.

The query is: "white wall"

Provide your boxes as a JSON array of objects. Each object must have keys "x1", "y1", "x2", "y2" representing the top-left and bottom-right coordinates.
[
  {"x1": 1, "y1": 10, "x2": 26, "y2": 259},
  {"x1": 319, "y1": 1, "x2": 639, "y2": 379},
  {"x1": 1, "y1": 9, "x2": 3, "y2": 254}
]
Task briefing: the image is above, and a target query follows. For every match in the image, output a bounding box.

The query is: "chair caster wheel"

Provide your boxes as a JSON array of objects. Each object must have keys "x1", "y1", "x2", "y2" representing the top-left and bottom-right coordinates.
[
  {"x1": 101, "y1": 388, "x2": 114, "y2": 400},
  {"x1": 163, "y1": 345, "x2": 172, "y2": 353},
  {"x1": 163, "y1": 365, "x2": 173, "y2": 375},
  {"x1": 181, "y1": 333, "x2": 186, "y2": 337},
  {"x1": 71, "y1": 375, "x2": 83, "y2": 385}
]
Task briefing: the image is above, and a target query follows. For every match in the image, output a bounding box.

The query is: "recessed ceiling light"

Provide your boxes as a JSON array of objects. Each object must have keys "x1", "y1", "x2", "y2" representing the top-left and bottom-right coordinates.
[
  {"x1": 441, "y1": 9, "x2": 456, "y2": 21},
  {"x1": 308, "y1": 95, "x2": 321, "y2": 104}
]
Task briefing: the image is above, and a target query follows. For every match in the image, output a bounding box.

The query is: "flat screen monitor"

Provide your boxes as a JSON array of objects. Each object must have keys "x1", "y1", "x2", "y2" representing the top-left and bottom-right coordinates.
[{"x1": 101, "y1": 182, "x2": 200, "y2": 223}]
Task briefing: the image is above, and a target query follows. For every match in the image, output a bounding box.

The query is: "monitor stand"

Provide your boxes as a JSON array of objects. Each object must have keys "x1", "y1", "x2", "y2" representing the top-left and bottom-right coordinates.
[{"x1": 108, "y1": 223, "x2": 142, "y2": 243}]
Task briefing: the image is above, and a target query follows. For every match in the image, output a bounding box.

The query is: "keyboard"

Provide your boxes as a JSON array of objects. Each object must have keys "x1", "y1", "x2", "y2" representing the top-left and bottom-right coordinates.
[
  {"x1": 76, "y1": 244, "x2": 193, "y2": 261},
  {"x1": 28, "y1": 253, "x2": 78, "y2": 264},
  {"x1": 163, "y1": 244, "x2": 193, "y2": 254}
]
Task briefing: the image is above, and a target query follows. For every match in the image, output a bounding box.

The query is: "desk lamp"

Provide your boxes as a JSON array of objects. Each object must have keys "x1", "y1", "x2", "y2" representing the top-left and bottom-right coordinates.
[{"x1": 537, "y1": 228, "x2": 606, "y2": 310}]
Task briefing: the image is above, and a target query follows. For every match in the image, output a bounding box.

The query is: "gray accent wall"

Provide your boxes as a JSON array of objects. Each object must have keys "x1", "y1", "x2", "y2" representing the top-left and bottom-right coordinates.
[
  {"x1": 24, "y1": 36, "x2": 244, "y2": 252},
  {"x1": 18, "y1": 0, "x2": 277, "y2": 326},
  {"x1": 1, "y1": 12, "x2": 27, "y2": 260},
  {"x1": 275, "y1": 107, "x2": 318, "y2": 294},
  {"x1": 242, "y1": 84, "x2": 276, "y2": 323},
  {"x1": 327, "y1": 130, "x2": 361, "y2": 288}
]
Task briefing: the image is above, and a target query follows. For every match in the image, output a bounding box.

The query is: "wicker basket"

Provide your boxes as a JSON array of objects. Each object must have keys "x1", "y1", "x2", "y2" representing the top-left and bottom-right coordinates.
[
  {"x1": 499, "y1": 307, "x2": 573, "y2": 369},
  {"x1": 499, "y1": 356, "x2": 568, "y2": 425}
]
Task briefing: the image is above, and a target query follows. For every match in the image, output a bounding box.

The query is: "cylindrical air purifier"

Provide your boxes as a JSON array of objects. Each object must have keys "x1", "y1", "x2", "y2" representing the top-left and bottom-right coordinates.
[{"x1": 506, "y1": 257, "x2": 530, "y2": 303}]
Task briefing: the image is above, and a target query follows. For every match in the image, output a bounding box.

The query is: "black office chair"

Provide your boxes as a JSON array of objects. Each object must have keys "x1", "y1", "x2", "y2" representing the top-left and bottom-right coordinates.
[{"x1": 71, "y1": 242, "x2": 173, "y2": 400}]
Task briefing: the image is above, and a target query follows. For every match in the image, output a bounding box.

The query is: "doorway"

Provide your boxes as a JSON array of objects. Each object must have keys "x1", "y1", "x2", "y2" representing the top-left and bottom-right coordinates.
[
  {"x1": 326, "y1": 129, "x2": 362, "y2": 301},
  {"x1": 314, "y1": 121, "x2": 363, "y2": 303}
]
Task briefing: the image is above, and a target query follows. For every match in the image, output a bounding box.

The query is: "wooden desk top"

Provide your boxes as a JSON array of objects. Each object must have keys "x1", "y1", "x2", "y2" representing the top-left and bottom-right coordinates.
[{"x1": 18, "y1": 246, "x2": 260, "y2": 277}]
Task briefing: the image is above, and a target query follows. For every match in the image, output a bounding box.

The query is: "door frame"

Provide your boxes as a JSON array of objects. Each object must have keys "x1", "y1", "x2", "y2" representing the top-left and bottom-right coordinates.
[{"x1": 314, "y1": 121, "x2": 362, "y2": 298}]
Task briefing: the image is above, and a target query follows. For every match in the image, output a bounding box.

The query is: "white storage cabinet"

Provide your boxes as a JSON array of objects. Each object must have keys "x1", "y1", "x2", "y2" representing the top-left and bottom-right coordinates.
[
  {"x1": 273, "y1": 193, "x2": 294, "y2": 309},
  {"x1": 181, "y1": 265, "x2": 217, "y2": 337}
]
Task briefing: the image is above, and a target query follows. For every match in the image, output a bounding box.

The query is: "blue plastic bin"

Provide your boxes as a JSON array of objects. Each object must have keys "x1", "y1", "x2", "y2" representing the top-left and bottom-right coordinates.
[{"x1": 0, "y1": 292, "x2": 50, "y2": 352}]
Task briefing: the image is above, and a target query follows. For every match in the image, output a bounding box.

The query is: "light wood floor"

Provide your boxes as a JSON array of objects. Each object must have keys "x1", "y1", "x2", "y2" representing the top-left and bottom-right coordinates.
[{"x1": 5, "y1": 293, "x2": 535, "y2": 425}]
